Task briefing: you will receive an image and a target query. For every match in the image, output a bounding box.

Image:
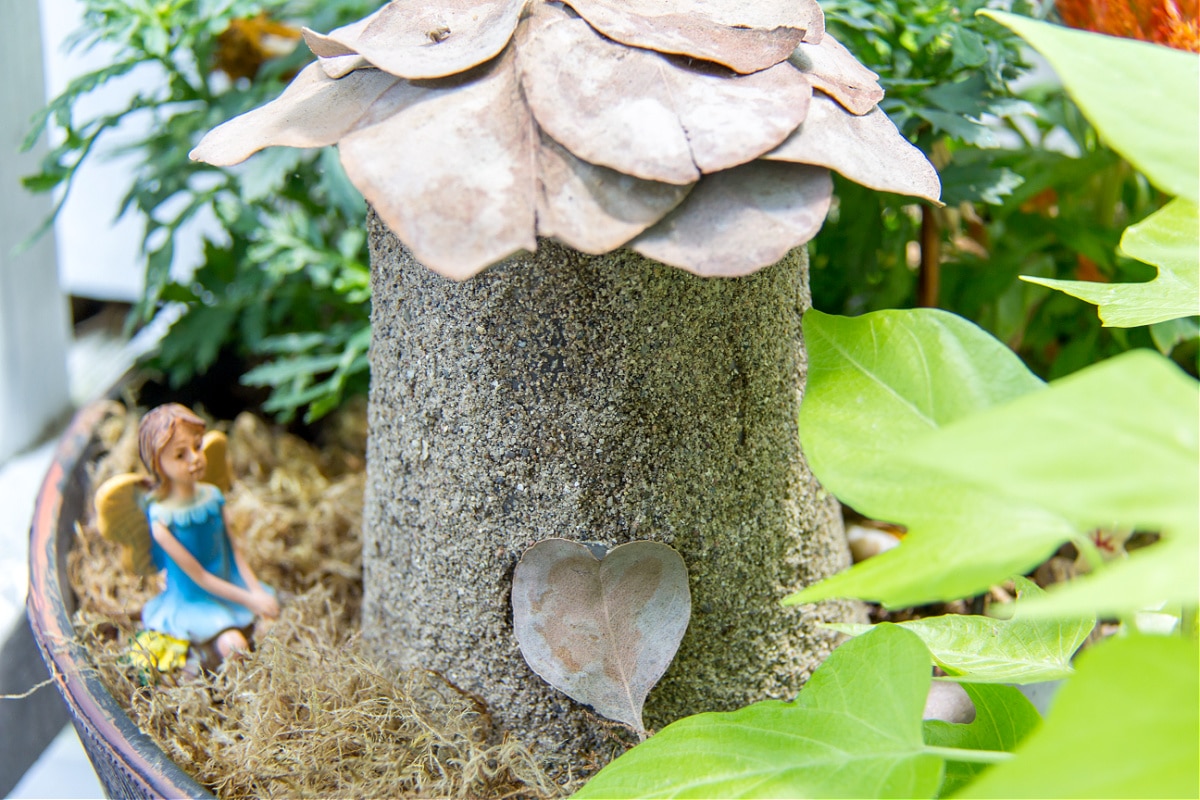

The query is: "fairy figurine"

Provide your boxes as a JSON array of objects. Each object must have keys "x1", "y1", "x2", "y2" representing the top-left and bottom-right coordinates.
[{"x1": 95, "y1": 403, "x2": 279, "y2": 670}]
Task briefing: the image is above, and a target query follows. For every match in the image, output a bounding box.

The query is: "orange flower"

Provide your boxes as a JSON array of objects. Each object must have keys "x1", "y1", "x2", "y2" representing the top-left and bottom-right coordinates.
[
  {"x1": 1056, "y1": 0, "x2": 1199, "y2": 52},
  {"x1": 214, "y1": 14, "x2": 303, "y2": 81}
]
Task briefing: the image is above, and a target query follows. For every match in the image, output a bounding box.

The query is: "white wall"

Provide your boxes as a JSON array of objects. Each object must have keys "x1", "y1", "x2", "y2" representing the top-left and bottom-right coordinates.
[
  {"x1": 0, "y1": 0, "x2": 72, "y2": 461},
  {"x1": 37, "y1": 0, "x2": 217, "y2": 301},
  {"x1": 36, "y1": 0, "x2": 147, "y2": 301}
]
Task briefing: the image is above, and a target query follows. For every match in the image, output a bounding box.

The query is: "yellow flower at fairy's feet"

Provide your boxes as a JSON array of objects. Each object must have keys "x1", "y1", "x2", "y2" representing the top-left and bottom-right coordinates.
[
  {"x1": 192, "y1": 0, "x2": 942, "y2": 280},
  {"x1": 129, "y1": 629, "x2": 190, "y2": 674}
]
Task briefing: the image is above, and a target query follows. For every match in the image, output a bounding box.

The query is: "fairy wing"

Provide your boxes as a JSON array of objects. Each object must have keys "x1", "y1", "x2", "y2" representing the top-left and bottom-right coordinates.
[
  {"x1": 202, "y1": 430, "x2": 232, "y2": 493},
  {"x1": 95, "y1": 473, "x2": 155, "y2": 576}
]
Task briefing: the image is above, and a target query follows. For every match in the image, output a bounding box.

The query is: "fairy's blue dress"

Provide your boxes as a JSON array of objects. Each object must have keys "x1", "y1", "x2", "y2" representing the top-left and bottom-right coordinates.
[{"x1": 140, "y1": 484, "x2": 272, "y2": 643}]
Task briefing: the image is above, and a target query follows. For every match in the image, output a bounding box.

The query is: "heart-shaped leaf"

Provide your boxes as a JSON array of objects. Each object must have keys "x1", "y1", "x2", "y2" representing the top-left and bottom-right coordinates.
[
  {"x1": 573, "y1": 624, "x2": 943, "y2": 799},
  {"x1": 512, "y1": 539, "x2": 691, "y2": 733}
]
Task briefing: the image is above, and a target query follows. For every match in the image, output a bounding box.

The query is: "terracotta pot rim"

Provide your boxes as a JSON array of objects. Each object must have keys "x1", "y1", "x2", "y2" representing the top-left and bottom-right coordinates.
[{"x1": 26, "y1": 401, "x2": 214, "y2": 799}]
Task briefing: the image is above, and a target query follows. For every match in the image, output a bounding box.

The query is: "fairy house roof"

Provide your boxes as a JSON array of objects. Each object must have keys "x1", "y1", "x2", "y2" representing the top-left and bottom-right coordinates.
[{"x1": 192, "y1": 0, "x2": 941, "y2": 279}]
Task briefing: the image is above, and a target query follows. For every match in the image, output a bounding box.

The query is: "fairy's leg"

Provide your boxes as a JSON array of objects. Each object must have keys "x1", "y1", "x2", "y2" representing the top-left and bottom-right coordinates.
[{"x1": 214, "y1": 628, "x2": 249, "y2": 660}]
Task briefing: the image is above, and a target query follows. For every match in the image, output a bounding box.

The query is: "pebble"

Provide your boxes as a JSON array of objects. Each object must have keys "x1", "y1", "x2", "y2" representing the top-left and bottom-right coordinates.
[
  {"x1": 923, "y1": 681, "x2": 976, "y2": 724},
  {"x1": 846, "y1": 524, "x2": 902, "y2": 562}
]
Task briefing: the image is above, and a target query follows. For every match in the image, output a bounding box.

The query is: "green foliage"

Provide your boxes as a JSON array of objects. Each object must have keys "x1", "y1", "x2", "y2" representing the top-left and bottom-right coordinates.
[
  {"x1": 811, "y1": 0, "x2": 1189, "y2": 379},
  {"x1": 790, "y1": 308, "x2": 1068, "y2": 608},
  {"x1": 790, "y1": 310, "x2": 1199, "y2": 612},
  {"x1": 980, "y1": 11, "x2": 1199, "y2": 203},
  {"x1": 820, "y1": 0, "x2": 1033, "y2": 151},
  {"x1": 810, "y1": 0, "x2": 1037, "y2": 319},
  {"x1": 960, "y1": 635, "x2": 1199, "y2": 798},
  {"x1": 907, "y1": 350, "x2": 1198, "y2": 539},
  {"x1": 828, "y1": 578, "x2": 1094, "y2": 684},
  {"x1": 1025, "y1": 198, "x2": 1200, "y2": 327},
  {"x1": 24, "y1": 0, "x2": 376, "y2": 421},
  {"x1": 580, "y1": 56, "x2": 1199, "y2": 779},
  {"x1": 923, "y1": 684, "x2": 1042, "y2": 796},
  {"x1": 576, "y1": 302, "x2": 1198, "y2": 796},
  {"x1": 977, "y1": 13, "x2": 1200, "y2": 336},
  {"x1": 575, "y1": 625, "x2": 946, "y2": 799}
]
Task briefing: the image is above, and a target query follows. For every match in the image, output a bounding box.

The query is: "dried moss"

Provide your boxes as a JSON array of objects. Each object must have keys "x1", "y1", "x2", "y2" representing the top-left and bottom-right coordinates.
[{"x1": 69, "y1": 401, "x2": 576, "y2": 799}]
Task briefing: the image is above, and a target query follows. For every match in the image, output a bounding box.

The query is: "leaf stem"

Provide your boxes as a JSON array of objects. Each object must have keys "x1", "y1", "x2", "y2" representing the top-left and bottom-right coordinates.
[
  {"x1": 917, "y1": 205, "x2": 941, "y2": 308},
  {"x1": 923, "y1": 745, "x2": 1015, "y2": 765},
  {"x1": 1180, "y1": 606, "x2": 1197, "y2": 640}
]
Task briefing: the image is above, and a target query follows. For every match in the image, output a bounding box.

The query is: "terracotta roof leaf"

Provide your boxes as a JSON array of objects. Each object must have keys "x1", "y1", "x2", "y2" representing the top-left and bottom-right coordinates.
[
  {"x1": 190, "y1": 0, "x2": 942, "y2": 280},
  {"x1": 631, "y1": 162, "x2": 833, "y2": 276},
  {"x1": 338, "y1": 51, "x2": 537, "y2": 279},
  {"x1": 189, "y1": 63, "x2": 399, "y2": 166},
  {"x1": 535, "y1": 132, "x2": 693, "y2": 254},
  {"x1": 790, "y1": 32, "x2": 885, "y2": 115},
  {"x1": 311, "y1": 0, "x2": 525, "y2": 80},
  {"x1": 766, "y1": 93, "x2": 942, "y2": 204},
  {"x1": 561, "y1": 0, "x2": 824, "y2": 72},
  {"x1": 518, "y1": 12, "x2": 813, "y2": 184}
]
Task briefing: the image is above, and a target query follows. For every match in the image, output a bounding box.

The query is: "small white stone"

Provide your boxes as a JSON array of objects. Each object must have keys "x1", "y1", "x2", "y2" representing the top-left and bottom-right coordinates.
[
  {"x1": 846, "y1": 524, "x2": 901, "y2": 562},
  {"x1": 924, "y1": 681, "x2": 975, "y2": 724}
]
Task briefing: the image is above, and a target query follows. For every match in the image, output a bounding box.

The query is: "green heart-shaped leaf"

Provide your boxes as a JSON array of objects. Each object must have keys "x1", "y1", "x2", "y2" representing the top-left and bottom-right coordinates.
[{"x1": 573, "y1": 624, "x2": 943, "y2": 799}]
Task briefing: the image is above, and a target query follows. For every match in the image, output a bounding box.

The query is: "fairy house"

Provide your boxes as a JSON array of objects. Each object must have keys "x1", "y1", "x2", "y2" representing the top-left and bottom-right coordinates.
[{"x1": 193, "y1": 0, "x2": 940, "y2": 755}]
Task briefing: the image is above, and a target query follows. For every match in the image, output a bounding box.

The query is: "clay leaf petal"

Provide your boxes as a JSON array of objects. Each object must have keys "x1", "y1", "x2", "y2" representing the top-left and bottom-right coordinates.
[
  {"x1": 766, "y1": 93, "x2": 942, "y2": 204},
  {"x1": 317, "y1": 54, "x2": 372, "y2": 79},
  {"x1": 562, "y1": 0, "x2": 824, "y2": 73},
  {"x1": 304, "y1": 16, "x2": 376, "y2": 78},
  {"x1": 512, "y1": 539, "x2": 691, "y2": 733},
  {"x1": 519, "y1": 14, "x2": 813, "y2": 184},
  {"x1": 189, "y1": 63, "x2": 399, "y2": 167},
  {"x1": 672, "y1": 61, "x2": 813, "y2": 176},
  {"x1": 535, "y1": 133, "x2": 693, "y2": 254},
  {"x1": 318, "y1": 0, "x2": 523, "y2": 80},
  {"x1": 302, "y1": 13, "x2": 377, "y2": 58},
  {"x1": 790, "y1": 32, "x2": 884, "y2": 115},
  {"x1": 632, "y1": 162, "x2": 833, "y2": 277},
  {"x1": 338, "y1": 50, "x2": 537, "y2": 280}
]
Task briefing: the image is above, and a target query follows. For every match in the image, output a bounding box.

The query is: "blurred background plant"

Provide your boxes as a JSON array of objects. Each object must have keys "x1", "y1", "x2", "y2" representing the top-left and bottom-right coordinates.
[
  {"x1": 812, "y1": 0, "x2": 1198, "y2": 379},
  {"x1": 24, "y1": 0, "x2": 1198, "y2": 425},
  {"x1": 24, "y1": 0, "x2": 376, "y2": 422}
]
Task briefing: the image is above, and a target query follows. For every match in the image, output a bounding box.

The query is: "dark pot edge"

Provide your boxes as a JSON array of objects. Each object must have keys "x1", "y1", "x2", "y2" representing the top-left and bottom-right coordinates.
[{"x1": 26, "y1": 401, "x2": 215, "y2": 800}]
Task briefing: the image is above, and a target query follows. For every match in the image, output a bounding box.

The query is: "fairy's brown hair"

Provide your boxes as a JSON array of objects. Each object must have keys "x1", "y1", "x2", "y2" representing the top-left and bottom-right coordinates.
[{"x1": 138, "y1": 403, "x2": 206, "y2": 491}]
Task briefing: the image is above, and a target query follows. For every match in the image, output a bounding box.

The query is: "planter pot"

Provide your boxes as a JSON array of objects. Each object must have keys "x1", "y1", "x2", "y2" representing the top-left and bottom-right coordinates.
[{"x1": 27, "y1": 401, "x2": 213, "y2": 799}]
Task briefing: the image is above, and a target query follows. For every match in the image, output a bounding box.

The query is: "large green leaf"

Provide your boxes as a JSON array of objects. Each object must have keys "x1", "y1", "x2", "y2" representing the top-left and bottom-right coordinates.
[
  {"x1": 1023, "y1": 198, "x2": 1200, "y2": 326},
  {"x1": 924, "y1": 683, "x2": 1042, "y2": 797},
  {"x1": 979, "y1": 11, "x2": 1199, "y2": 203},
  {"x1": 907, "y1": 349, "x2": 1199, "y2": 540},
  {"x1": 787, "y1": 310, "x2": 1072, "y2": 608},
  {"x1": 960, "y1": 634, "x2": 1200, "y2": 798},
  {"x1": 904, "y1": 349, "x2": 1199, "y2": 617},
  {"x1": 573, "y1": 625, "x2": 943, "y2": 799},
  {"x1": 828, "y1": 578, "x2": 1094, "y2": 683}
]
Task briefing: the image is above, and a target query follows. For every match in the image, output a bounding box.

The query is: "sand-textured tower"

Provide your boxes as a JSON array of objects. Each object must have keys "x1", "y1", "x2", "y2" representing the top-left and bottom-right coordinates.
[{"x1": 193, "y1": 0, "x2": 941, "y2": 756}]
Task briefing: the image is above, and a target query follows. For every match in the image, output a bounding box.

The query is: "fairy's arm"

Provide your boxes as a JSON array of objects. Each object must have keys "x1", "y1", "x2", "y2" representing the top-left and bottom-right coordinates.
[
  {"x1": 150, "y1": 520, "x2": 278, "y2": 618},
  {"x1": 224, "y1": 507, "x2": 269, "y2": 598}
]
